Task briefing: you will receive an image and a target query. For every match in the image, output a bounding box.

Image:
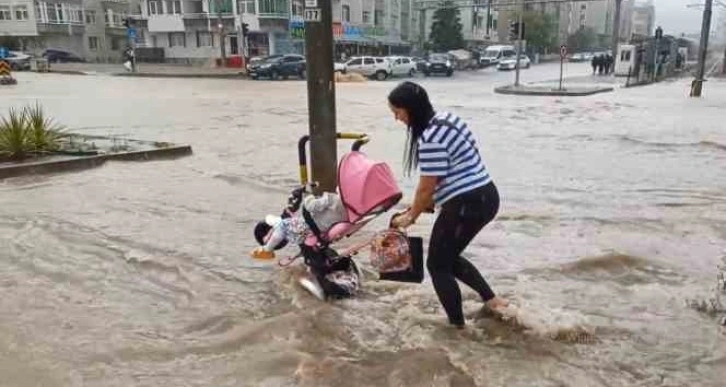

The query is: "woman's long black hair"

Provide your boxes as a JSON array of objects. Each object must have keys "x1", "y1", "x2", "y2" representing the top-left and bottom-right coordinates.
[{"x1": 388, "y1": 81, "x2": 436, "y2": 175}]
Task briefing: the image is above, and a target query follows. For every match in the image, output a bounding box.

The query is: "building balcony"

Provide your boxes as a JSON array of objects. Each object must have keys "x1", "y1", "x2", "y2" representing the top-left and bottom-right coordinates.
[
  {"x1": 37, "y1": 22, "x2": 85, "y2": 35},
  {"x1": 105, "y1": 22, "x2": 127, "y2": 35},
  {"x1": 147, "y1": 14, "x2": 185, "y2": 32},
  {"x1": 182, "y1": 12, "x2": 236, "y2": 19},
  {"x1": 258, "y1": 12, "x2": 289, "y2": 19}
]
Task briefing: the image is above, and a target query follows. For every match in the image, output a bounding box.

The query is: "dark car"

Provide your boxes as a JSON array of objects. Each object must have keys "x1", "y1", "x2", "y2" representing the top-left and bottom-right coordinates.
[
  {"x1": 423, "y1": 53, "x2": 453, "y2": 77},
  {"x1": 412, "y1": 57, "x2": 427, "y2": 73},
  {"x1": 41, "y1": 49, "x2": 85, "y2": 63},
  {"x1": 248, "y1": 54, "x2": 306, "y2": 80}
]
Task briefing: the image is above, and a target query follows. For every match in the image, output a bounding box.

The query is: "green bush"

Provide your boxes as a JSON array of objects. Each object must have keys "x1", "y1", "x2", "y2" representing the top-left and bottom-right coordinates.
[{"x1": 0, "y1": 104, "x2": 64, "y2": 160}]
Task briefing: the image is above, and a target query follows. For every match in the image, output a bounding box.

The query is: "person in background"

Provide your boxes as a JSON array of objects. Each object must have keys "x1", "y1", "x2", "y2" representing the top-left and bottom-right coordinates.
[{"x1": 388, "y1": 81, "x2": 509, "y2": 328}]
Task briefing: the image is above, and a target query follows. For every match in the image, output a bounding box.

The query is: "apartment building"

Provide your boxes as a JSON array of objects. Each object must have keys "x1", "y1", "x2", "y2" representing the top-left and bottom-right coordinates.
[
  {"x1": 135, "y1": 0, "x2": 410, "y2": 63},
  {"x1": 0, "y1": 0, "x2": 137, "y2": 61},
  {"x1": 631, "y1": 0, "x2": 655, "y2": 37},
  {"x1": 419, "y1": 0, "x2": 499, "y2": 49}
]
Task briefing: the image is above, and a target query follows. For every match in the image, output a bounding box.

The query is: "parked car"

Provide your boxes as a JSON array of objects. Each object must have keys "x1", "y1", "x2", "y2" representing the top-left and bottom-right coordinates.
[
  {"x1": 480, "y1": 45, "x2": 516, "y2": 68},
  {"x1": 386, "y1": 56, "x2": 417, "y2": 77},
  {"x1": 344, "y1": 56, "x2": 391, "y2": 80},
  {"x1": 334, "y1": 61, "x2": 347, "y2": 73},
  {"x1": 412, "y1": 57, "x2": 427, "y2": 72},
  {"x1": 569, "y1": 52, "x2": 594, "y2": 62},
  {"x1": 41, "y1": 49, "x2": 85, "y2": 63},
  {"x1": 497, "y1": 55, "x2": 531, "y2": 71},
  {"x1": 248, "y1": 54, "x2": 306, "y2": 80},
  {"x1": 423, "y1": 53, "x2": 454, "y2": 77},
  {"x1": 448, "y1": 49, "x2": 478, "y2": 70},
  {"x1": 4, "y1": 51, "x2": 32, "y2": 71}
]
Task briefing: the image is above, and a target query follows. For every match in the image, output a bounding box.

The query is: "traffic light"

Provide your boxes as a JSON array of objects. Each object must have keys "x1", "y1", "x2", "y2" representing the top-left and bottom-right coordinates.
[
  {"x1": 509, "y1": 21, "x2": 525, "y2": 41},
  {"x1": 655, "y1": 26, "x2": 663, "y2": 40},
  {"x1": 509, "y1": 21, "x2": 518, "y2": 41},
  {"x1": 242, "y1": 23, "x2": 249, "y2": 37}
]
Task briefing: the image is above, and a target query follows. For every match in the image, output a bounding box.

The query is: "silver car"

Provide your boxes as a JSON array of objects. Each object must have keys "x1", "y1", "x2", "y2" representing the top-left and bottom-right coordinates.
[{"x1": 4, "y1": 51, "x2": 32, "y2": 71}]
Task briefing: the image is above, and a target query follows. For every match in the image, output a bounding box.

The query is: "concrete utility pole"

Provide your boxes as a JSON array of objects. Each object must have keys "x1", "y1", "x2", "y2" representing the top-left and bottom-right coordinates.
[
  {"x1": 304, "y1": 0, "x2": 337, "y2": 192},
  {"x1": 419, "y1": 7, "x2": 427, "y2": 51},
  {"x1": 692, "y1": 0, "x2": 713, "y2": 97},
  {"x1": 611, "y1": 0, "x2": 622, "y2": 62}
]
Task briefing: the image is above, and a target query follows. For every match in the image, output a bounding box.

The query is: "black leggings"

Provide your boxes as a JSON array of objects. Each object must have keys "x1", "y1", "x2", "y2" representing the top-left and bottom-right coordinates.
[{"x1": 427, "y1": 182, "x2": 500, "y2": 326}]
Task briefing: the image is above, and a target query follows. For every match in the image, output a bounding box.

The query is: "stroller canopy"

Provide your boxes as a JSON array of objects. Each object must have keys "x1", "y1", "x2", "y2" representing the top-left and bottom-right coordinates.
[{"x1": 338, "y1": 151, "x2": 402, "y2": 223}]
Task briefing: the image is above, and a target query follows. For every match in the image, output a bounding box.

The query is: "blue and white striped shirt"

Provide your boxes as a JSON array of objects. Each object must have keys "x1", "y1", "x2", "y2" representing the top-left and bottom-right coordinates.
[{"x1": 418, "y1": 112, "x2": 492, "y2": 206}]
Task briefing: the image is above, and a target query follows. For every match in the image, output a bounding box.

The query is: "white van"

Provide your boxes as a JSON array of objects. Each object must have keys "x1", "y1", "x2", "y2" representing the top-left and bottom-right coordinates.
[{"x1": 480, "y1": 45, "x2": 516, "y2": 67}]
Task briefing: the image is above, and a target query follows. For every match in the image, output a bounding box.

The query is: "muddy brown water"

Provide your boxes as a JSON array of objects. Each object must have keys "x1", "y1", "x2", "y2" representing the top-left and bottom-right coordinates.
[{"x1": 0, "y1": 70, "x2": 725, "y2": 386}]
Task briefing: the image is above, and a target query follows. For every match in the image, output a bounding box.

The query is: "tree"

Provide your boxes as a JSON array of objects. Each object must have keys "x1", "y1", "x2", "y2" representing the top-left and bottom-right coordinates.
[
  {"x1": 567, "y1": 27, "x2": 598, "y2": 52},
  {"x1": 429, "y1": 1, "x2": 465, "y2": 52},
  {"x1": 522, "y1": 11, "x2": 558, "y2": 54}
]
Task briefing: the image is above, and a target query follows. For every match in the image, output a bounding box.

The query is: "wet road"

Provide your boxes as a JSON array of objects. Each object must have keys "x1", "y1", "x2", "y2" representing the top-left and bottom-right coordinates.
[{"x1": 0, "y1": 66, "x2": 725, "y2": 387}]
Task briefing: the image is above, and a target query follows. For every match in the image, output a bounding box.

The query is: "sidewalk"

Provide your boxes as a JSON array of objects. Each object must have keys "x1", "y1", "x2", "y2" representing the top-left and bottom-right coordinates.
[{"x1": 48, "y1": 62, "x2": 247, "y2": 79}]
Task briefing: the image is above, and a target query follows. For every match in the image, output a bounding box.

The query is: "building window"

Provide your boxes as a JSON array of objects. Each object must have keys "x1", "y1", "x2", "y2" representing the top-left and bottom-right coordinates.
[
  {"x1": 239, "y1": 0, "x2": 256, "y2": 14},
  {"x1": 291, "y1": 1, "x2": 302, "y2": 16},
  {"x1": 169, "y1": 32, "x2": 186, "y2": 47},
  {"x1": 257, "y1": 0, "x2": 289, "y2": 16},
  {"x1": 114, "y1": 13, "x2": 122, "y2": 25},
  {"x1": 362, "y1": 11, "x2": 370, "y2": 24},
  {"x1": 14, "y1": 5, "x2": 28, "y2": 20},
  {"x1": 149, "y1": 0, "x2": 160, "y2": 15},
  {"x1": 71, "y1": 9, "x2": 82, "y2": 23},
  {"x1": 88, "y1": 36, "x2": 98, "y2": 50},
  {"x1": 196, "y1": 31, "x2": 213, "y2": 47},
  {"x1": 85, "y1": 10, "x2": 96, "y2": 24},
  {"x1": 374, "y1": 10, "x2": 383, "y2": 27},
  {"x1": 342, "y1": 5, "x2": 350, "y2": 22},
  {"x1": 164, "y1": 0, "x2": 181, "y2": 14},
  {"x1": 0, "y1": 6, "x2": 11, "y2": 20},
  {"x1": 51, "y1": 4, "x2": 63, "y2": 23},
  {"x1": 111, "y1": 37, "x2": 122, "y2": 50},
  {"x1": 152, "y1": 35, "x2": 158, "y2": 47}
]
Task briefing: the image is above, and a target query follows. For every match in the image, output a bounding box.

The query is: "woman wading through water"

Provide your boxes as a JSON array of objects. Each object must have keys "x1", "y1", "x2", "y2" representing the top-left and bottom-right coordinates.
[{"x1": 389, "y1": 81, "x2": 509, "y2": 327}]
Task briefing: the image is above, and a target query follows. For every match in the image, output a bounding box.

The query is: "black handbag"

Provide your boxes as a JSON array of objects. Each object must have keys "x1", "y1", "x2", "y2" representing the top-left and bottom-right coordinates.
[{"x1": 378, "y1": 234, "x2": 424, "y2": 284}]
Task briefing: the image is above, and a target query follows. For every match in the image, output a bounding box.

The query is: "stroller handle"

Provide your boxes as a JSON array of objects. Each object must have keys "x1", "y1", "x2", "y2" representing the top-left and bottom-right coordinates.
[{"x1": 298, "y1": 133, "x2": 370, "y2": 185}]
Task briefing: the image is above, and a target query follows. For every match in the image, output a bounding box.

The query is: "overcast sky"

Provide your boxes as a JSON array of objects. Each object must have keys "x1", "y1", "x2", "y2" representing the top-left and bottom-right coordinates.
[{"x1": 654, "y1": 0, "x2": 710, "y2": 35}]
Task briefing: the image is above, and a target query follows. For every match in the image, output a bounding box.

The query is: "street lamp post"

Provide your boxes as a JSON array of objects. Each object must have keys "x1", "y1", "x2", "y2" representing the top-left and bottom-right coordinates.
[{"x1": 611, "y1": 0, "x2": 622, "y2": 68}]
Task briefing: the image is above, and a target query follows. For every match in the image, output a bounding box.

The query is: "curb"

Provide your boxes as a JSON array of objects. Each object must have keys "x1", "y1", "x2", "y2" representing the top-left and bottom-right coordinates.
[
  {"x1": 494, "y1": 85, "x2": 614, "y2": 97},
  {"x1": 112, "y1": 72, "x2": 248, "y2": 80},
  {"x1": 0, "y1": 145, "x2": 193, "y2": 179},
  {"x1": 48, "y1": 70, "x2": 89, "y2": 75}
]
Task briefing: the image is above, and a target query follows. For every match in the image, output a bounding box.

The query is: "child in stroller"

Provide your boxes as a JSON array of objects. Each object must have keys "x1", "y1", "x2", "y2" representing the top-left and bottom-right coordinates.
[
  {"x1": 252, "y1": 188, "x2": 361, "y2": 299},
  {"x1": 250, "y1": 144, "x2": 404, "y2": 300}
]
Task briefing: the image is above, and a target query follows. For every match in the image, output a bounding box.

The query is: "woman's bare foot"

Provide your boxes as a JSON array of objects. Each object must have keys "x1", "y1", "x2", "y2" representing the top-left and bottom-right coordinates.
[{"x1": 485, "y1": 297, "x2": 510, "y2": 314}]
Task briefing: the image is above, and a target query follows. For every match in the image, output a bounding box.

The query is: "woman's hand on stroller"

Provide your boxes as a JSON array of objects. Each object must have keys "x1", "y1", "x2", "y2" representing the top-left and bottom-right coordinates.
[{"x1": 391, "y1": 209, "x2": 415, "y2": 229}]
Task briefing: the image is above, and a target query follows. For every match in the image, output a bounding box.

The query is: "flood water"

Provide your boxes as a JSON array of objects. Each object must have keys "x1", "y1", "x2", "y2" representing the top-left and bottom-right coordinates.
[{"x1": 1, "y1": 69, "x2": 725, "y2": 386}]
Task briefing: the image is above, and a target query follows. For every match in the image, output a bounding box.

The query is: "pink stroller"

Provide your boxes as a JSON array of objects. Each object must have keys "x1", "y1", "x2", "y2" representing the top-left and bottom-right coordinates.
[{"x1": 253, "y1": 133, "x2": 403, "y2": 299}]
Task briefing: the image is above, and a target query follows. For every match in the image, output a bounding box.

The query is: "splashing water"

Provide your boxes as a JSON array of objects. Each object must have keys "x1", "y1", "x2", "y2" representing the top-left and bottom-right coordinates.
[{"x1": 687, "y1": 256, "x2": 726, "y2": 326}]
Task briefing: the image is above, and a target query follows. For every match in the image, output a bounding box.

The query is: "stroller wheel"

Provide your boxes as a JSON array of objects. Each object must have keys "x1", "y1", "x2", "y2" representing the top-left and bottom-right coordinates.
[{"x1": 299, "y1": 275, "x2": 326, "y2": 301}]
